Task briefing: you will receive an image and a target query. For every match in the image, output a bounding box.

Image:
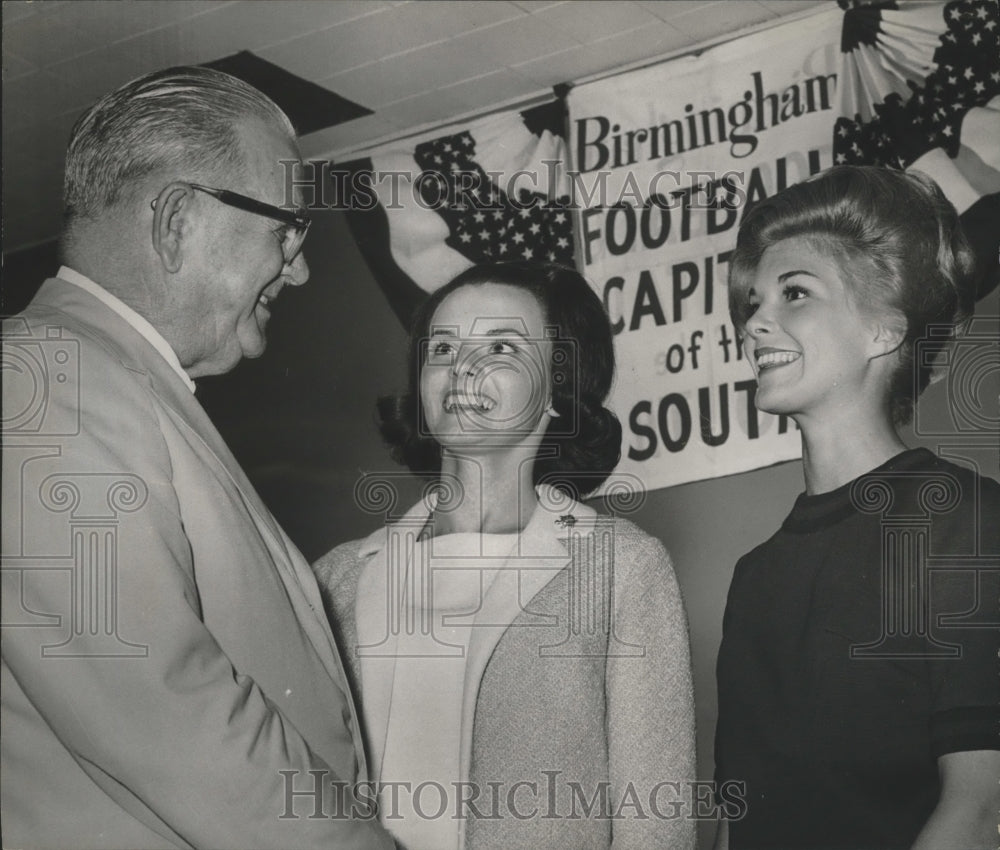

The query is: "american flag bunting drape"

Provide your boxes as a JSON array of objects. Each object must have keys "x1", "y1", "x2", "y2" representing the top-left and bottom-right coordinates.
[
  {"x1": 337, "y1": 98, "x2": 574, "y2": 327},
  {"x1": 834, "y1": 0, "x2": 1000, "y2": 295}
]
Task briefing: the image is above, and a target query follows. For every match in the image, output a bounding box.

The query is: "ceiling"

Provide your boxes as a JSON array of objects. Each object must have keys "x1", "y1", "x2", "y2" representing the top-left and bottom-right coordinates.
[{"x1": 2, "y1": 0, "x2": 826, "y2": 251}]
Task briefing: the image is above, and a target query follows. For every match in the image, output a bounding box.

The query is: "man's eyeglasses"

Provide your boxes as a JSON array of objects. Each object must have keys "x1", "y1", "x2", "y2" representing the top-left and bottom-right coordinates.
[
  {"x1": 190, "y1": 184, "x2": 311, "y2": 263},
  {"x1": 151, "y1": 183, "x2": 311, "y2": 263}
]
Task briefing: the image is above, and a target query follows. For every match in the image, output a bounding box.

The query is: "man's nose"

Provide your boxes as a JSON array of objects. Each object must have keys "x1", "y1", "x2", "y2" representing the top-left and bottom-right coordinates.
[{"x1": 284, "y1": 250, "x2": 309, "y2": 286}]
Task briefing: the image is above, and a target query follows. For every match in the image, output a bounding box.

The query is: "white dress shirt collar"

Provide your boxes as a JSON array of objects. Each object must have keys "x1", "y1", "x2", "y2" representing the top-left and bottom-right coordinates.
[{"x1": 57, "y1": 265, "x2": 196, "y2": 393}]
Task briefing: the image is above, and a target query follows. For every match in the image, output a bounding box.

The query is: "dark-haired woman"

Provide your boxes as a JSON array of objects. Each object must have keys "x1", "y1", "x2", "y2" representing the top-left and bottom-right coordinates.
[
  {"x1": 714, "y1": 166, "x2": 1000, "y2": 850},
  {"x1": 315, "y1": 263, "x2": 695, "y2": 850}
]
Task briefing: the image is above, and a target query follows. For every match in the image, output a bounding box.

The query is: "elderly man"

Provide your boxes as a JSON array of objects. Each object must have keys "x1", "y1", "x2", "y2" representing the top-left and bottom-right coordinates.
[{"x1": 2, "y1": 67, "x2": 393, "y2": 849}]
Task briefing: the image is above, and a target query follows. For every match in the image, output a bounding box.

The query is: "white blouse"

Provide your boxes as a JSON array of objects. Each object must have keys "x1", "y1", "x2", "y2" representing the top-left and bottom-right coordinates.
[{"x1": 356, "y1": 527, "x2": 518, "y2": 850}]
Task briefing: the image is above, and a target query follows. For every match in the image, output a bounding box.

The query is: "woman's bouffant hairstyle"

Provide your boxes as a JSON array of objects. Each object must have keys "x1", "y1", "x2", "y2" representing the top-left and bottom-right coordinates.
[
  {"x1": 378, "y1": 262, "x2": 622, "y2": 498},
  {"x1": 728, "y1": 165, "x2": 978, "y2": 426}
]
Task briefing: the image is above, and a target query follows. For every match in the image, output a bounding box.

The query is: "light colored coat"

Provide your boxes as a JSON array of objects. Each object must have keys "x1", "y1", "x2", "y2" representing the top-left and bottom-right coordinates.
[
  {"x1": 315, "y1": 490, "x2": 697, "y2": 849},
  {"x1": 1, "y1": 278, "x2": 392, "y2": 850}
]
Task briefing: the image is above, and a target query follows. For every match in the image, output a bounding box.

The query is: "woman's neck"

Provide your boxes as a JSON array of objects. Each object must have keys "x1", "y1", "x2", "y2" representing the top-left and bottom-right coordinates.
[
  {"x1": 797, "y1": 404, "x2": 907, "y2": 495},
  {"x1": 433, "y1": 449, "x2": 539, "y2": 535}
]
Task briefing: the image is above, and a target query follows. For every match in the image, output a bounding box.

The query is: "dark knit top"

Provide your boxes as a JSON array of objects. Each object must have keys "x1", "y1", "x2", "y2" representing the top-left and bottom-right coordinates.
[{"x1": 716, "y1": 448, "x2": 1000, "y2": 850}]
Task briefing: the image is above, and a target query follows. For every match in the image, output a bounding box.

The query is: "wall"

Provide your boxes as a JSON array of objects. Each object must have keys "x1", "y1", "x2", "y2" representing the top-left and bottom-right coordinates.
[{"x1": 5, "y1": 210, "x2": 997, "y2": 849}]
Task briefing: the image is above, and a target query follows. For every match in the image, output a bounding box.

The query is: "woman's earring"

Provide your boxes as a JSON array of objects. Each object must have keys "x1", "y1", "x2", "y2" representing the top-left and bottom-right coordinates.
[{"x1": 545, "y1": 405, "x2": 560, "y2": 418}]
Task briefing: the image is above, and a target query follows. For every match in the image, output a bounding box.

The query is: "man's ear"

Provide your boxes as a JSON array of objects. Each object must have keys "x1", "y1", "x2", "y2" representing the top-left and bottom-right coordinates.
[{"x1": 150, "y1": 184, "x2": 194, "y2": 273}]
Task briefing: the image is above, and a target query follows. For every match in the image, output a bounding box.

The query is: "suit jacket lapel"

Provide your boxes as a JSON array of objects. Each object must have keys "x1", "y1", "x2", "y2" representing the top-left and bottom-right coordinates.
[
  {"x1": 36, "y1": 279, "x2": 277, "y2": 532},
  {"x1": 33, "y1": 279, "x2": 363, "y2": 758}
]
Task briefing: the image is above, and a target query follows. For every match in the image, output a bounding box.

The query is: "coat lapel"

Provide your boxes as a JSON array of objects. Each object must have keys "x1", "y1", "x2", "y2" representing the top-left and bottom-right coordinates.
[
  {"x1": 456, "y1": 488, "x2": 597, "y2": 793},
  {"x1": 33, "y1": 279, "x2": 364, "y2": 765},
  {"x1": 351, "y1": 483, "x2": 599, "y2": 806},
  {"x1": 353, "y1": 496, "x2": 435, "y2": 776},
  {"x1": 36, "y1": 279, "x2": 275, "y2": 534}
]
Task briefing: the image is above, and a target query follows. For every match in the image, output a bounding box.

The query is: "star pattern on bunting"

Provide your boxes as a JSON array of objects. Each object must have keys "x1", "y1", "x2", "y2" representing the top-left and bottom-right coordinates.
[
  {"x1": 413, "y1": 131, "x2": 574, "y2": 265},
  {"x1": 834, "y1": 0, "x2": 1000, "y2": 169}
]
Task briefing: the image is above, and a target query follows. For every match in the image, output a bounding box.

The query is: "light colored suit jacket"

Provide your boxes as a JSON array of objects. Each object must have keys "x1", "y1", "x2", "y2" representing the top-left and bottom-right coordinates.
[
  {"x1": 1, "y1": 278, "x2": 393, "y2": 850},
  {"x1": 315, "y1": 490, "x2": 697, "y2": 850}
]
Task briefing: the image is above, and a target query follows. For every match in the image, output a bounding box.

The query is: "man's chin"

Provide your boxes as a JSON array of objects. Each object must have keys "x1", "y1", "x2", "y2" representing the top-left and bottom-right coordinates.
[
  {"x1": 242, "y1": 340, "x2": 267, "y2": 361},
  {"x1": 188, "y1": 346, "x2": 258, "y2": 379},
  {"x1": 240, "y1": 321, "x2": 269, "y2": 359}
]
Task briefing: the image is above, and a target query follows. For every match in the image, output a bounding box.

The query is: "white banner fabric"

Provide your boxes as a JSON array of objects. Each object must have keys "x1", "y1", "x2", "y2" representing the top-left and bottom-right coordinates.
[{"x1": 568, "y1": 8, "x2": 844, "y2": 494}]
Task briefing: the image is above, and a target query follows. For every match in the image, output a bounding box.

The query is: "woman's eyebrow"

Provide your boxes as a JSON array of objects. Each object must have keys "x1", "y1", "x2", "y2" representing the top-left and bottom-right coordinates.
[
  {"x1": 483, "y1": 327, "x2": 529, "y2": 338},
  {"x1": 777, "y1": 269, "x2": 820, "y2": 283},
  {"x1": 429, "y1": 326, "x2": 531, "y2": 338}
]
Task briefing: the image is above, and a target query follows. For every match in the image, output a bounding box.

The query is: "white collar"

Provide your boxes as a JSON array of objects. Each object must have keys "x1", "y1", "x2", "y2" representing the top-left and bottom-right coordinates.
[{"x1": 57, "y1": 266, "x2": 196, "y2": 393}]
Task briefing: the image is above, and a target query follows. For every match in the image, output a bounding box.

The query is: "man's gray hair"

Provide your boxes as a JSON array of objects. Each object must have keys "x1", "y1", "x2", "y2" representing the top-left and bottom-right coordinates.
[{"x1": 63, "y1": 66, "x2": 295, "y2": 225}]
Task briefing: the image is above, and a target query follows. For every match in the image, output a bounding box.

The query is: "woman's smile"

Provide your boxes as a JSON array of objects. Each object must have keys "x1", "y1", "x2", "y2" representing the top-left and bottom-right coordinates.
[
  {"x1": 443, "y1": 390, "x2": 497, "y2": 412},
  {"x1": 753, "y1": 347, "x2": 802, "y2": 372}
]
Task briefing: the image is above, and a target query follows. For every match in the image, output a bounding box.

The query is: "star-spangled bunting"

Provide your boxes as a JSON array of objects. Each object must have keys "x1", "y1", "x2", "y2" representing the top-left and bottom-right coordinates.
[
  {"x1": 337, "y1": 98, "x2": 574, "y2": 326},
  {"x1": 834, "y1": 0, "x2": 1000, "y2": 168},
  {"x1": 412, "y1": 130, "x2": 574, "y2": 266},
  {"x1": 832, "y1": 0, "x2": 1000, "y2": 295}
]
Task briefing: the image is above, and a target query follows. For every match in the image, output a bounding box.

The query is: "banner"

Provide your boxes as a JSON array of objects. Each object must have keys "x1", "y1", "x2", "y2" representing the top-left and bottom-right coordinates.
[{"x1": 568, "y1": 8, "x2": 843, "y2": 493}]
